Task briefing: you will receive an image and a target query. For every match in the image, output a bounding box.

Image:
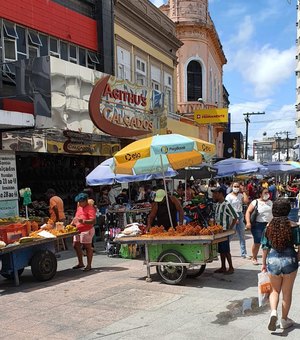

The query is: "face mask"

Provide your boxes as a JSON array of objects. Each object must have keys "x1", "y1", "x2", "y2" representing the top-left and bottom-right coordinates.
[
  {"x1": 232, "y1": 188, "x2": 239, "y2": 193},
  {"x1": 263, "y1": 194, "x2": 269, "y2": 201}
]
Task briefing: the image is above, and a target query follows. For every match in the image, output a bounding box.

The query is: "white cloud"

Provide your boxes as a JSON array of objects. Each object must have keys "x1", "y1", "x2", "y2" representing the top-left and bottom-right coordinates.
[
  {"x1": 232, "y1": 45, "x2": 295, "y2": 97},
  {"x1": 228, "y1": 15, "x2": 254, "y2": 45}
]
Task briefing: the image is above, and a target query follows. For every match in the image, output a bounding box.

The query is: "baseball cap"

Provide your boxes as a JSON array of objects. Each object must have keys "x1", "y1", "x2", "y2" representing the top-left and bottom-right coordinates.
[
  {"x1": 74, "y1": 192, "x2": 89, "y2": 202},
  {"x1": 211, "y1": 187, "x2": 226, "y2": 196},
  {"x1": 154, "y1": 189, "x2": 166, "y2": 202}
]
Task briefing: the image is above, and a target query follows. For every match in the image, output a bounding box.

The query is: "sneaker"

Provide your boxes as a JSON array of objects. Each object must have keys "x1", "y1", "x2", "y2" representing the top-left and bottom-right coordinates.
[
  {"x1": 241, "y1": 255, "x2": 251, "y2": 259},
  {"x1": 268, "y1": 310, "x2": 278, "y2": 331},
  {"x1": 280, "y1": 318, "x2": 294, "y2": 329}
]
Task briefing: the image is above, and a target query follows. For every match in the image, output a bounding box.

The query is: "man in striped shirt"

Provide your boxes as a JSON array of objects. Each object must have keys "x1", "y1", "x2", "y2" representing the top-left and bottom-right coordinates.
[{"x1": 212, "y1": 187, "x2": 238, "y2": 274}]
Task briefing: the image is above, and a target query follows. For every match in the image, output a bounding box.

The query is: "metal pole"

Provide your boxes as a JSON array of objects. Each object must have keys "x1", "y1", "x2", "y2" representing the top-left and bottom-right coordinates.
[
  {"x1": 244, "y1": 116, "x2": 249, "y2": 159},
  {"x1": 286, "y1": 131, "x2": 290, "y2": 161}
]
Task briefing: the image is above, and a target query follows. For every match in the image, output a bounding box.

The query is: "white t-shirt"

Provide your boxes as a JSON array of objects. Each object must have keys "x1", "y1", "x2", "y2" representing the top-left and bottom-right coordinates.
[
  {"x1": 226, "y1": 193, "x2": 243, "y2": 213},
  {"x1": 251, "y1": 199, "x2": 273, "y2": 223}
]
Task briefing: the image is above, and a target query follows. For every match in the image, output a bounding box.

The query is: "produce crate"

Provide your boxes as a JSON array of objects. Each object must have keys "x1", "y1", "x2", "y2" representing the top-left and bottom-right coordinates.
[
  {"x1": 148, "y1": 243, "x2": 211, "y2": 263},
  {"x1": 0, "y1": 224, "x2": 27, "y2": 244}
]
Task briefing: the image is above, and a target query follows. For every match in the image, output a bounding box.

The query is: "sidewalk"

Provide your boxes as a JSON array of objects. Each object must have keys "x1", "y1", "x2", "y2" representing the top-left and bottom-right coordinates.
[{"x1": 0, "y1": 233, "x2": 300, "y2": 339}]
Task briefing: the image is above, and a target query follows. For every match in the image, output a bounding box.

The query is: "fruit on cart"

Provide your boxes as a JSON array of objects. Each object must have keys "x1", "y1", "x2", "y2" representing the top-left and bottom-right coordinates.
[
  {"x1": 65, "y1": 225, "x2": 78, "y2": 233},
  {"x1": 0, "y1": 241, "x2": 6, "y2": 249},
  {"x1": 19, "y1": 236, "x2": 36, "y2": 243}
]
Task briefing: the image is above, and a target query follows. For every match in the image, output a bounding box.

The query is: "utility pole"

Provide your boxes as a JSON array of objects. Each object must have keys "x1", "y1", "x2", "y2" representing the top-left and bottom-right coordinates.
[{"x1": 243, "y1": 111, "x2": 265, "y2": 159}]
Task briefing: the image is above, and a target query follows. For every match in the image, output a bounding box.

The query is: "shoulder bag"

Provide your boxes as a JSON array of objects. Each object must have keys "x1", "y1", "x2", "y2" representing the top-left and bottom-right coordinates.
[{"x1": 250, "y1": 199, "x2": 259, "y2": 225}]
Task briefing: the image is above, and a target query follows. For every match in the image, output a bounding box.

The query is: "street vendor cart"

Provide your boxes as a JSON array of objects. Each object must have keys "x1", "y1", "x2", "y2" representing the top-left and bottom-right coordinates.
[
  {"x1": 0, "y1": 232, "x2": 78, "y2": 286},
  {"x1": 115, "y1": 230, "x2": 234, "y2": 285}
]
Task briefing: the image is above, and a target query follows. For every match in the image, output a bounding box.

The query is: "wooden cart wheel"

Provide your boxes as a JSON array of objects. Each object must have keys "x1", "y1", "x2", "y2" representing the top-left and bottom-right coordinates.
[
  {"x1": 1, "y1": 268, "x2": 24, "y2": 280},
  {"x1": 187, "y1": 264, "x2": 206, "y2": 278},
  {"x1": 156, "y1": 250, "x2": 187, "y2": 285},
  {"x1": 31, "y1": 250, "x2": 57, "y2": 281}
]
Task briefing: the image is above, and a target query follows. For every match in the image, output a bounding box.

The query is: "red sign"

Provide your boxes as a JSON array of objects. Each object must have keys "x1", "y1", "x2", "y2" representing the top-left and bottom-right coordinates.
[{"x1": 89, "y1": 76, "x2": 158, "y2": 137}]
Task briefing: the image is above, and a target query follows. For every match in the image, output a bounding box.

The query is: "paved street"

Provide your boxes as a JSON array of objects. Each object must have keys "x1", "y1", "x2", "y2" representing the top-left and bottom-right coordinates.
[{"x1": 1, "y1": 233, "x2": 300, "y2": 340}]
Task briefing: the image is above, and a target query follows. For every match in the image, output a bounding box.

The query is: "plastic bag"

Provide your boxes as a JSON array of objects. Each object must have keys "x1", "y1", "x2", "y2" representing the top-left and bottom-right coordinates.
[{"x1": 258, "y1": 272, "x2": 272, "y2": 307}]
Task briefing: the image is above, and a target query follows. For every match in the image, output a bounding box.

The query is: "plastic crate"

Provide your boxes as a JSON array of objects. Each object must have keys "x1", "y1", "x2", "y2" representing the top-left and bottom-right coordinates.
[
  {"x1": 0, "y1": 224, "x2": 27, "y2": 244},
  {"x1": 148, "y1": 243, "x2": 211, "y2": 263}
]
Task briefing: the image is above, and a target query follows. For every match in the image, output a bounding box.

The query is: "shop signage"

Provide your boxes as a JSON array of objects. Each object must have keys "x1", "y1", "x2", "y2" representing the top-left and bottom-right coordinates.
[
  {"x1": 0, "y1": 152, "x2": 18, "y2": 201},
  {"x1": 89, "y1": 75, "x2": 164, "y2": 137},
  {"x1": 0, "y1": 200, "x2": 19, "y2": 218},
  {"x1": 194, "y1": 108, "x2": 229, "y2": 124}
]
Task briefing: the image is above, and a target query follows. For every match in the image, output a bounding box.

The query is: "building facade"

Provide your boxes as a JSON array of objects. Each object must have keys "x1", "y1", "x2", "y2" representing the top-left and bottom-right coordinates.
[{"x1": 160, "y1": 0, "x2": 228, "y2": 145}]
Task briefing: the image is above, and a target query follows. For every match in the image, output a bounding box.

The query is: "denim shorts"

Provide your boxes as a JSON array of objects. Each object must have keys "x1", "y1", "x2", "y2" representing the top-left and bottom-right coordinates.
[
  {"x1": 251, "y1": 222, "x2": 267, "y2": 244},
  {"x1": 267, "y1": 247, "x2": 298, "y2": 275},
  {"x1": 218, "y1": 239, "x2": 230, "y2": 253}
]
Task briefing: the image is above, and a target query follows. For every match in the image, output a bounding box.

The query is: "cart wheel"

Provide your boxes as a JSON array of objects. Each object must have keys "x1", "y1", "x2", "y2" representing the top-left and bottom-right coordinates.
[
  {"x1": 1, "y1": 268, "x2": 24, "y2": 280},
  {"x1": 187, "y1": 265, "x2": 206, "y2": 278},
  {"x1": 156, "y1": 250, "x2": 187, "y2": 285},
  {"x1": 31, "y1": 250, "x2": 57, "y2": 281}
]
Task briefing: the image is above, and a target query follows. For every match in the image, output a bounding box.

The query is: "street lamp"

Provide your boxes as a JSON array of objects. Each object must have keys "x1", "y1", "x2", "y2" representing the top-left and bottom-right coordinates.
[{"x1": 197, "y1": 97, "x2": 212, "y2": 143}]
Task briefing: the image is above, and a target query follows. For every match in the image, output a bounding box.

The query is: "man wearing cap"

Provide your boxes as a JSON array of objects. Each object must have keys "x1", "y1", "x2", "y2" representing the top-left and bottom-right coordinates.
[
  {"x1": 71, "y1": 193, "x2": 96, "y2": 271},
  {"x1": 45, "y1": 189, "x2": 65, "y2": 223},
  {"x1": 147, "y1": 189, "x2": 184, "y2": 230},
  {"x1": 212, "y1": 187, "x2": 238, "y2": 274}
]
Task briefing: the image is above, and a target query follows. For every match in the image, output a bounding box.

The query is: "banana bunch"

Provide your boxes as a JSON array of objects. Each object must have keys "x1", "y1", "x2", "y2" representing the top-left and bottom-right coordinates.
[{"x1": 65, "y1": 225, "x2": 78, "y2": 233}]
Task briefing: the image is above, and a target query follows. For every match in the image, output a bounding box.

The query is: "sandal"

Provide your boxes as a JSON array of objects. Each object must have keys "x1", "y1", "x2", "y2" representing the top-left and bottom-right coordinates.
[
  {"x1": 214, "y1": 268, "x2": 226, "y2": 273},
  {"x1": 72, "y1": 264, "x2": 85, "y2": 269},
  {"x1": 252, "y1": 259, "x2": 259, "y2": 265},
  {"x1": 224, "y1": 269, "x2": 234, "y2": 275},
  {"x1": 83, "y1": 267, "x2": 92, "y2": 272}
]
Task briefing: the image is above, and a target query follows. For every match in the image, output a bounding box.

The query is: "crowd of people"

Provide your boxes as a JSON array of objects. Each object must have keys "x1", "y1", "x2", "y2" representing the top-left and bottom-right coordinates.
[{"x1": 43, "y1": 176, "x2": 300, "y2": 332}]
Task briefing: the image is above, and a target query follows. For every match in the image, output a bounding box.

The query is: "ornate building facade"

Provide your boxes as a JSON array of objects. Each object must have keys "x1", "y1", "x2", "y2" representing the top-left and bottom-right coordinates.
[{"x1": 160, "y1": 0, "x2": 228, "y2": 142}]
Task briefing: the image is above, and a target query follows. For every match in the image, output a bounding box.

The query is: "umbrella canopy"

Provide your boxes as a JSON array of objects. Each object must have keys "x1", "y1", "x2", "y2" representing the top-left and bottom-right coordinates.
[
  {"x1": 214, "y1": 158, "x2": 266, "y2": 177},
  {"x1": 175, "y1": 163, "x2": 218, "y2": 180},
  {"x1": 113, "y1": 134, "x2": 215, "y2": 175},
  {"x1": 262, "y1": 161, "x2": 295, "y2": 174},
  {"x1": 286, "y1": 161, "x2": 300, "y2": 169},
  {"x1": 86, "y1": 157, "x2": 177, "y2": 186}
]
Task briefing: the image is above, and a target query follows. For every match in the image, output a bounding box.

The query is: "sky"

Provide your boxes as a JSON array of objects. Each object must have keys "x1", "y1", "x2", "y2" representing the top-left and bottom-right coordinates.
[{"x1": 150, "y1": 0, "x2": 297, "y2": 153}]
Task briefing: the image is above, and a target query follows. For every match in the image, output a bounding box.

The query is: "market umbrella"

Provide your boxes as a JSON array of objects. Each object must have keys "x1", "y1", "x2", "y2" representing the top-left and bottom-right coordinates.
[
  {"x1": 86, "y1": 157, "x2": 177, "y2": 186},
  {"x1": 112, "y1": 134, "x2": 215, "y2": 227},
  {"x1": 113, "y1": 134, "x2": 215, "y2": 175},
  {"x1": 262, "y1": 161, "x2": 295, "y2": 174},
  {"x1": 286, "y1": 161, "x2": 300, "y2": 169},
  {"x1": 214, "y1": 158, "x2": 266, "y2": 177},
  {"x1": 175, "y1": 163, "x2": 218, "y2": 180}
]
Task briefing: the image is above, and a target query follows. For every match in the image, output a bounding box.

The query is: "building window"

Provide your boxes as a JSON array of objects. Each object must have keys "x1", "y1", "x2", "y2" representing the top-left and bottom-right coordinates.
[
  {"x1": 164, "y1": 72, "x2": 173, "y2": 112},
  {"x1": 187, "y1": 60, "x2": 202, "y2": 101},
  {"x1": 28, "y1": 45, "x2": 39, "y2": 58},
  {"x1": 69, "y1": 44, "x2": 77, "y2": 63},
  {"x1": 3, "y1": 21, "x2": 18, "y2": 39},
  {"x1": 135, "y1": 57, "x2": 146, "y2": 85},
  {"x1": 50, "y1": 37, "x2": 59, "y2": 57},
  {"x1": 28, "y1": 30, "x2": 42, "y2": 47},
  {"x1": 16, "y1": 26, "x2": 26, "y2": 55},
  {"x1": 87, "y1": 51, "x2": 99, "y2": 69},
  {"x1": 4, "y1": 39, "x2": 16, "y2": 60},
  {"x1": 39, "y1": 34, "x2": 49, "y2": 56},
  {"x1": 117, "y1": 46, "x2": 131, "y2": 80},
  {"x1": 151, "y1": 65, "x2": 161, "y2": 91},
  {"x1": 60, "y1": 41, "x2": 68, "y2": 61},
  {"x1": 79, "y1": 48, "x2": 87, "y2": 66}
]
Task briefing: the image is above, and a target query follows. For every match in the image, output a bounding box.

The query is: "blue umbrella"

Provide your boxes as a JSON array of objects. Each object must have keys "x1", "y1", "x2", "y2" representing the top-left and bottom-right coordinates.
[
  {"x1": 262, "y1": 161, "x2": 295, "y2": 174},
  {"x1": 215, "y1": 158, "x2": 266, "y2": 177},
  {"x1": 86, "y1": 158, "x2": 177, "y2": 186}
]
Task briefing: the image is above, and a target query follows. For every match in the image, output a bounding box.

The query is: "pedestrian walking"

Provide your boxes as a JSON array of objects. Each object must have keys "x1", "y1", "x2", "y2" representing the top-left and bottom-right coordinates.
[
  {"x1": 245, "y1": 187, "x2": 273, "y2": 265},
  {"x1": 226, "y1": 181, "x2": 250, "y2": 258},
  {"x1": 261, "y1": 199, "x2": 300, "y2": 331},
  {"x1": 212, "y1": 187, "x2": 238, "y2": 274}
]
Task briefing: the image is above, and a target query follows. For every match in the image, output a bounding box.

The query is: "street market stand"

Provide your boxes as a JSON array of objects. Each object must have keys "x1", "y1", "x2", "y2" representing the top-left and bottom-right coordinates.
[
  {"x1": 0, "y1": 232, "x2": 78, "y2": 286},
  {"x1": 115, "y1": 230, "x2": 235, "y2": 285}
]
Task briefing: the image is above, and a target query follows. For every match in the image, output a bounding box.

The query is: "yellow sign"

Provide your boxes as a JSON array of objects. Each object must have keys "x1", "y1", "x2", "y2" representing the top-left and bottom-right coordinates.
[{"x1": 194, "y1": 108, "x2": 228, "y2": 124}]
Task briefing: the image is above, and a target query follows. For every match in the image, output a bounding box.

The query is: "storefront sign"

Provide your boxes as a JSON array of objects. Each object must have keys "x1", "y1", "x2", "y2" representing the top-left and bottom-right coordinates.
[
  {"x1": 89, "y1": 76, "x2": 164, "y2": 137},
  {"x1": 0, "y1": 152, "x2": 18, "y2": 201},
  {"x1": 194, "y1": 108, "x2": 228, "y2": 124}
]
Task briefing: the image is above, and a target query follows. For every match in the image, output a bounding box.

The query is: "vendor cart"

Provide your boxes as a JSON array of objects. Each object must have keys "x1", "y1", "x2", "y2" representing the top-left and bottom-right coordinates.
[
  {"x1": 0, "y1": 232, "x2": 78, "y2": 286},
  {"x1": 115, "y1": 230, "x2": 235, "y2": 285}
]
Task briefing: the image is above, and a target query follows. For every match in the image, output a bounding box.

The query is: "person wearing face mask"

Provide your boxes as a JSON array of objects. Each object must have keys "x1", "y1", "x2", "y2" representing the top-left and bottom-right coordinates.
[
  {"x1": 245, "y1": 187, "x2": 273, "y2": 265},
  {"x1": 226, "y1": 182, "x2": 250, "y2": 258}
]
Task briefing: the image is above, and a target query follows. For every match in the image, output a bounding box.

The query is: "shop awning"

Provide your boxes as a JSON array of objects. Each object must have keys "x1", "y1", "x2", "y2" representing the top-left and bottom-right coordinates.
[{"x1": 0, "y1": 110, "x2": 34, "y2": 130}]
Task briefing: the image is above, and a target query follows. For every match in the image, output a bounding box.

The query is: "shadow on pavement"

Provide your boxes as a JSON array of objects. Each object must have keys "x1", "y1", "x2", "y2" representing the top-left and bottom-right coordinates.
[
  {"x1": 135, "y1": 267, "x2": 260, "y2": 291},
  {"x1": 0, "y1": 265, "x2": 128, "y2": 295}
]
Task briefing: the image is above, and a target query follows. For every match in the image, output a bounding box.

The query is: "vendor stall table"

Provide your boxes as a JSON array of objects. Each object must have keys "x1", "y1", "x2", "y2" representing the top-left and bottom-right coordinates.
[
  {"x1": 115, "y1": 230, "x2": 235, "y2": 285},
  {"x1": 0, "y1": 232, "x2": 78, "y2": 286}
]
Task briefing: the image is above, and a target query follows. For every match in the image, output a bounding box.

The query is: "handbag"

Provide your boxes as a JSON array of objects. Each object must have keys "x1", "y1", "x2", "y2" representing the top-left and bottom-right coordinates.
[{"x1": 250, "y1": 200, "x2": 258, "y2": 225}]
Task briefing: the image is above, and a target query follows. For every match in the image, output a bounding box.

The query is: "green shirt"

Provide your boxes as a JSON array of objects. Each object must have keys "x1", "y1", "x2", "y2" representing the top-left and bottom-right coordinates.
[
  {"x1": 261, "y1": 226, "x2": 300, "y2": 250},
  {"x1": 215, "y1": 200, "x2": 238, "y2": 230}
]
